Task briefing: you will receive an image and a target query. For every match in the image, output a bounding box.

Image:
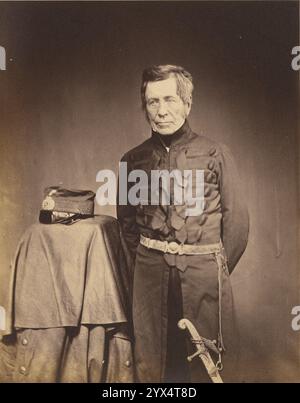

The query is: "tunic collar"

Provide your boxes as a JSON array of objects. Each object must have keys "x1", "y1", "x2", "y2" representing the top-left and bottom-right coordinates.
[{"x1": 151, "y1": 120, "x2": 192, "y2": 150}]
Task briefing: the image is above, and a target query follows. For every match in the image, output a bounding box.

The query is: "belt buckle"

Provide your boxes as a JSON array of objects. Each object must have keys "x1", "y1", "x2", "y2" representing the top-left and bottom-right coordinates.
[{"x1": 167, "y1": 241, "x2": 181, "y2": 254}]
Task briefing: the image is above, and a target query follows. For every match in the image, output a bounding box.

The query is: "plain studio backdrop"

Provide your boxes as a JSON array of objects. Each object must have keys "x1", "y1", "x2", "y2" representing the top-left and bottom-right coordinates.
[{"x1": 0, "y1": 1, "x2": 299, "y2": 382}]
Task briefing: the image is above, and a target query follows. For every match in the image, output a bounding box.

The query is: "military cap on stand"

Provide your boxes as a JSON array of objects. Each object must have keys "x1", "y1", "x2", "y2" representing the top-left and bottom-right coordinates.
[{"x1": 39, "y1": 186, "x2": 96, "y2": 225}]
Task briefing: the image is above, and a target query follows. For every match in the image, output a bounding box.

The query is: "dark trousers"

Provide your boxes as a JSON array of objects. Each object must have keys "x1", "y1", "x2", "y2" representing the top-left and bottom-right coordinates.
[{"x1": 164, "y1": 266, "x2": 190, "y2": 383}]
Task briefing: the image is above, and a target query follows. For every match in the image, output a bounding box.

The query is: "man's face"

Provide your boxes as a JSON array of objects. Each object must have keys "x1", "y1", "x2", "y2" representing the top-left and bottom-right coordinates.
[{"x1": 145, "y1": 76, "x2": 191, "y2": 135}]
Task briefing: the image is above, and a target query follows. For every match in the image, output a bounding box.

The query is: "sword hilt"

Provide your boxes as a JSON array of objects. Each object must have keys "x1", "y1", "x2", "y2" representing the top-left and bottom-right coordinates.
[
  {"x1": 187, "y1": 349, "x2": 202, "y2": 362},
  {"x1": 178, "y1": 318, "x2": 224, "y2": 383}
]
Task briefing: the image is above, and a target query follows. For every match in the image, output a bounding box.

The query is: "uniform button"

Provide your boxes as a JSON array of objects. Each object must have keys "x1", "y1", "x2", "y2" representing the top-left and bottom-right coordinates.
[
  {"x1": 22, "y1": 338, "x2": 28, "y2": 346},
  {"x1": 19, "y1": 366, "x2": 26, "y2": 374},
  {"x1": 125, "y1": 360, "x2": 131, "y2": 368}
]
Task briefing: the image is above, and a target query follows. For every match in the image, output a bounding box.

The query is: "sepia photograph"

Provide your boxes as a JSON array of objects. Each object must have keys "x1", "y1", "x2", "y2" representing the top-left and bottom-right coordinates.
[{"x1": 0, "y1": 0, "x2": 299, "y2": 385}]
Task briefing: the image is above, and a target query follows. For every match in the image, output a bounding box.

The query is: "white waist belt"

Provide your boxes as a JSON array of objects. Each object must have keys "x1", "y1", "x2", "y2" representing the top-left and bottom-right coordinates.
[{"x1": 140, "y1": 235, "x2": 222, "y2": 255}]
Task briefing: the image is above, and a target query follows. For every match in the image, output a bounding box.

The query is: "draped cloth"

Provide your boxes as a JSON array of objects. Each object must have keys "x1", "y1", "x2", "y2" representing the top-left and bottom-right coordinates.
[{"x1": 0, "y1": 216, "x2": 134, "y2": 383}]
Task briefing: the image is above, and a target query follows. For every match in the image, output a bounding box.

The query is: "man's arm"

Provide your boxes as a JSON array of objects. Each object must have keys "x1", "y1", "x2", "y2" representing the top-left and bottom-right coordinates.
[
  {"x1": 218, "y1": 144, "x2": 249, "y2": 273},
  {"x1": 117, "y1": 154, "x2": 140, "y2": 269}
]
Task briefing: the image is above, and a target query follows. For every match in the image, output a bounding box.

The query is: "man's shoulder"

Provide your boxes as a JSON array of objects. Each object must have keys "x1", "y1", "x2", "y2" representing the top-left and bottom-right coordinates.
[
  {"x1": 120, "y1": 137, "x2": 154, "y2": 162},
  {"x1": 188, "y1": 130, "x2": 229, "y2": 157}
]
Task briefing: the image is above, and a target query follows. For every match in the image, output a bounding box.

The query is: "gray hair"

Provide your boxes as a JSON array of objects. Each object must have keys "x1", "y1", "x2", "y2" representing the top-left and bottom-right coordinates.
[{"x1": 141, "y1": 64, "x2": 194, "y2": 110}]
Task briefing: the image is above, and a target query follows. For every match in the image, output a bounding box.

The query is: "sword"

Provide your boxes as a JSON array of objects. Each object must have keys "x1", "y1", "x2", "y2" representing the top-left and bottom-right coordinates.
[{"x1": 178, "y1": 318, "x2": 224, "y2": 383}]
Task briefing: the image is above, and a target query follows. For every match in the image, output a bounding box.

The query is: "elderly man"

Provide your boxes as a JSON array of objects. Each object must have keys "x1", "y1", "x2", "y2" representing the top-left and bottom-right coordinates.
[{"x1": 117, "y1": 65, "x2": 249, "y2": 383}]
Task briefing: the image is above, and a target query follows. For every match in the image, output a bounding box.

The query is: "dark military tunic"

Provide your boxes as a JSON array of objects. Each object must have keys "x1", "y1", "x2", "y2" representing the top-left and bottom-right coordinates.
[{"x1": 117, "y1": 120, "x2": 249, "y2": 382}]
